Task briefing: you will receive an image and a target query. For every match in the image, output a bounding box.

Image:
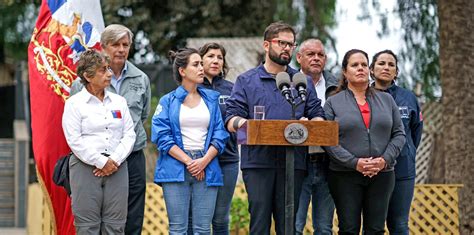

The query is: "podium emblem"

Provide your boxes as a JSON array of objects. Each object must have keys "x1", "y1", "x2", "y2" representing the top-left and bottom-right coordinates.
[{"x1": 284, "y1": 123, "x2": 308, "y2": 144}]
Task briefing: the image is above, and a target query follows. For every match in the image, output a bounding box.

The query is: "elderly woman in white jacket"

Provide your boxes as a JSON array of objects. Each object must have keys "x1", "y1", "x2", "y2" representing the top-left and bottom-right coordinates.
[{"x1": 62, "y1": 49, "x2": 136, "y2": 235}]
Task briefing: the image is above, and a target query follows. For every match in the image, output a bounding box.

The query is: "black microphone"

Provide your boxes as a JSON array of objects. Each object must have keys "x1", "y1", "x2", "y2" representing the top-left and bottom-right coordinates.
[
  {"x1": 275, "y1": 72, "x2": 292, "y2": 102},
  {"x1": 292, "y1": 72, "x2": 308, "y2": 102}
]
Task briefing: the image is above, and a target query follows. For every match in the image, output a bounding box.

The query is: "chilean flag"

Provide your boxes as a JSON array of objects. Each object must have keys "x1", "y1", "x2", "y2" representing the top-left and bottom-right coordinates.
[{"x1": 28, "y1": 1, "x2": 104, "y2": 234}]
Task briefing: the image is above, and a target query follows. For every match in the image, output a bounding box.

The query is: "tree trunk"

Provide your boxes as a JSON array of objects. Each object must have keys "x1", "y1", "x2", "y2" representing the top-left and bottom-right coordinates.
[
  {"x1": 428, "y1": 132, "x2": 445, "y2": 183},
  {"x1": 437, "y1": 0, "x2": 474, "y2": 233}
]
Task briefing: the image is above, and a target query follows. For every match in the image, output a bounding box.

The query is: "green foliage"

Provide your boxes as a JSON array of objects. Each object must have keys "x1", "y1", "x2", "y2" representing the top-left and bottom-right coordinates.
[
  {"x1": 396, "y1": 0, "x2": 439, "y2": 100},
  {"x1": 361, "y1": 0, "x2": 439, "y2": 100},
  {"x1": 144, "y1": 92, "x2": 159, "y2": 140},
  {"x1": 2, "y1": 0, "x2": 338, "y2": 67},
  {"x1": 101, "y1": 0, "x2": 338, "y2": 64},
  {"x1": 230, "y1": 197, "x2": 250, "y2": 234},
  {"x1": 1, "y1": 0, "x2": 339, "y2": 104},
  {"x1": 0, "y1": 0, "x2": 39, "y2": 62},
  {"x1": 102, "y1": 0, "x2": 277, "y2": 63},
  {"x1": 274, "y1": 0, "x2": 298, "y2": 24},
  {"x1": 298, "y1": 0, "x2": 338, "y2": 56}
]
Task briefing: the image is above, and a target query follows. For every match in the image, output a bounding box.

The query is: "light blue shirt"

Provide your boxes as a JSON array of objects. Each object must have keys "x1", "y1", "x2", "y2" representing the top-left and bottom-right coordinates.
[{"x1": 110, "y1": 63, "x2": 128, "y2": 93}]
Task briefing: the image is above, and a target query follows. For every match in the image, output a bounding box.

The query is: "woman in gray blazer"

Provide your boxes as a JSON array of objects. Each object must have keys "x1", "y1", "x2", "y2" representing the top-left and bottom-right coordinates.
[{"x1": 323, "y1": 49, "x2": 406, "y2": 235}]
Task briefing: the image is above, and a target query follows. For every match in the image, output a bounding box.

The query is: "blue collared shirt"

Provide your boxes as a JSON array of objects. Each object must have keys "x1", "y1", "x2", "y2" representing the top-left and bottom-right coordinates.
[
  {"x1": 225, "y1": 64, "x2": 325, "y2": 170},
  {"x1": 110, "y1": 63, "x2": 128, "y2": 93}
]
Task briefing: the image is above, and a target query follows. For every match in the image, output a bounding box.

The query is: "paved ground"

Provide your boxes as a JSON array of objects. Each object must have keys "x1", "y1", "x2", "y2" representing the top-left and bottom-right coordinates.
[{"x1": 0, "y1": 228, "x2": 27, "y2": 235}]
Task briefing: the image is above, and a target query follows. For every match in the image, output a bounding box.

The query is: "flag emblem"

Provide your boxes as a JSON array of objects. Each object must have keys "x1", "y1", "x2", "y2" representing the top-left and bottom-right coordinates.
[
  {"x1": 28, "y1": 1, "x2": 104, "y2": 234},
  {"x1": 112, "y1": 110, "x2": 122, "y2": 119}
]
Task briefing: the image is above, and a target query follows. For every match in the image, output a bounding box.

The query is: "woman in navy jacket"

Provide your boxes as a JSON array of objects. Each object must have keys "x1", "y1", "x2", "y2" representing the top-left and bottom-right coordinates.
[
  {"x1": 151, "y1": 48, "x2": 229, "y2": 234},
  {"x1": 371, "y1": 50, "x2": 423, "y2": 235},
  {"x1": 195, "y1": 42, "x2": 239, "y2": 234}
]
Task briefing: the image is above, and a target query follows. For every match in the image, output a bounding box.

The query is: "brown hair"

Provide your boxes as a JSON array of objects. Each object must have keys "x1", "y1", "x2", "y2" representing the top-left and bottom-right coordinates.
[
  {"x1": 199, "y1": 42, "x2": 229, "y2": 77},
  {"x1": 169, "y1": 48, "x2": 200, "y2": 84},
  {"x1": 370, "y1": 49, "x2": 399, "y2": 80},
  {"x1": 263, "y1": 21, "x2": 296, "y2": 42},
  {"x1": 336, "y1": 49, "x2": 374, "y2": 95},
  {"x1": 76, "y1": 49, "x2": 109, "y2": 85}
]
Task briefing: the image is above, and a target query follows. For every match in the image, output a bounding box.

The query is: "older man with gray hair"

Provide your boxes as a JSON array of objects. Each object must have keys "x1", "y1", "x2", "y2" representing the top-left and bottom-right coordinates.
[
  {"x1": 294, "y1": 38, "x2": 337, "y2": 235},
  {"x1": 70, "y1": 24, "x2": 151, "y2": 235}
]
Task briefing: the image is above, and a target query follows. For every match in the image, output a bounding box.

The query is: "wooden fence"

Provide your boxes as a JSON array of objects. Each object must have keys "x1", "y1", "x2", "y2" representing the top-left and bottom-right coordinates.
[
  {"x1": 415, "y1": 102, "x2": 442, "y2": 184},
  {"x1": 28, "y1": 183, "x2": 462, "y2": 235}
]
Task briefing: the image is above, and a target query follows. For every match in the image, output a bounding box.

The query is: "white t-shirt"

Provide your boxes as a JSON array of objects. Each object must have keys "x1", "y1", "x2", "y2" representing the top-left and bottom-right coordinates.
[{"x1": 180, "y1": 98, "x2": 210, "y2": 150}]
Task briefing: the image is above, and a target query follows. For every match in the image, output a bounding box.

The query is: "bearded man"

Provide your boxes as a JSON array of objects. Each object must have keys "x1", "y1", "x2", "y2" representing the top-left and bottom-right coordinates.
[{"x1": 225, "y1": 22, "x2": 325, "y2": 234}]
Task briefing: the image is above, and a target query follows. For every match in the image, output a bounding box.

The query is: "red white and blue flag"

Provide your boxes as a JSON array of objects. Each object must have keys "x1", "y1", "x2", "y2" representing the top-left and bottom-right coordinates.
[
  {"x1": 112, "y1": 110, "x2": 122, "y2": 119},
  {"x1": 28, "y1": 1, "x2": 104, "y2": 234}
]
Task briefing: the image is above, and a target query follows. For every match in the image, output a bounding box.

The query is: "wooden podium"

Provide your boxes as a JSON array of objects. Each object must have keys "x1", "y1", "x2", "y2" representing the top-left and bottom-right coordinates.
[{"x1": 237, "y1": 120, "x2": 338, "y2": 234}]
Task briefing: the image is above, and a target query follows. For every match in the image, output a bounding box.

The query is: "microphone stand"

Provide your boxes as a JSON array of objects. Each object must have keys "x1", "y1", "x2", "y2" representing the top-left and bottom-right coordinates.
[
  {"x1": 288, "y1": 98, "x2": 305, "y2": 120},
  {"x1": 283, "y1": 94, "x2": 305, "y2": 235}
]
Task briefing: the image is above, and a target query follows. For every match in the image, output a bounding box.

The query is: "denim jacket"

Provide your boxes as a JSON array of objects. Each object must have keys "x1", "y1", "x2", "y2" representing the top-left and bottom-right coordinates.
[{"x1": 151, "y1": 86, "x2": 229, "y2": 186}]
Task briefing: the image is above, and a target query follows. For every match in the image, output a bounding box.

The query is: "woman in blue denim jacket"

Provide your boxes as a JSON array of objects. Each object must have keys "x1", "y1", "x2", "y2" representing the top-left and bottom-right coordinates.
[{"x1": 151, "y1": 48, "x2": 229, "y2": 234}]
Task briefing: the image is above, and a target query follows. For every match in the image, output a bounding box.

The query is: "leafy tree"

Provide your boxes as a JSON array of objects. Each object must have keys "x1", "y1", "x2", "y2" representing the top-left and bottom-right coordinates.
[
  {"x1": 1, "y1": 0, "x2": 338, "y2": 65},
  {"x1": 0, "y1": 0, "x2": 39, "y2": 63},
  {"x1": 102, "y1": 0, "x2": 277, "y2": 63},
  {"x1": 298, "y1": 0, "x2": 338, "y2": 60},
  {"x1": 360, "y1": 0, "x2": 439, "y2": 100},
  {"x1": 362, "y1": 1, "x2": 474, "y2": 233},
  {"x1": 101, "y1": 0, "x2": 337, "y2": 64}
]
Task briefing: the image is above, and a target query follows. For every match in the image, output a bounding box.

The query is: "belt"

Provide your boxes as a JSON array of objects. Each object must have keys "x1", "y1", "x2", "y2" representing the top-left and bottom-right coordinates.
[{"x1": 308, "y1": 152, "x2": 329, "y2": 163}]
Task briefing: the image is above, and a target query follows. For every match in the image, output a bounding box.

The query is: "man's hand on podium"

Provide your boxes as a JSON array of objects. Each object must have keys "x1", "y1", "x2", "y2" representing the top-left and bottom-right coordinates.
[{"x1": 299, "y1": 116, "x2": 324, "y2": 121}]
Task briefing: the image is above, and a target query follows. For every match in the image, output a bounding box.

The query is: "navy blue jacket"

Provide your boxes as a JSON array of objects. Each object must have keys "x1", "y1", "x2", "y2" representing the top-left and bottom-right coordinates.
[
  {"x1": 383, "y1": 83, "x2": 423, "y2": 180},
  {"x1": 199, "y1": 76, "x2": 239, "y2": 164},
  {"x1": 226, "y1": 64, "x2": 325, "y2": 170},
  {"x1": 151, "y1": 86, "x2": 229, "y2": 186}
]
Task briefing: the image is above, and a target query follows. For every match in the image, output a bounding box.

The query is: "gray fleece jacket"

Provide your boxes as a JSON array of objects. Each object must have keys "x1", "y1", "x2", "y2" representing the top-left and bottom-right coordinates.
[{"x1": 323, "y1": 89, "x2": 406, "y2": 172}]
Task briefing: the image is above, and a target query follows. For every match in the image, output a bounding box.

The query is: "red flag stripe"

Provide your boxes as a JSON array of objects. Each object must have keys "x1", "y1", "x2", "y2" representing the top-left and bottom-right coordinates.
[{"x1": 28, "y1": 1, "x2": 104, "y2": 234}]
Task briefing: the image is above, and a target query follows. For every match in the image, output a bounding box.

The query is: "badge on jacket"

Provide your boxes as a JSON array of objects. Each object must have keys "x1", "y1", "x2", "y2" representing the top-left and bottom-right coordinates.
[
  {"x1": 219, "y1": 95, "x2": 230, "y2": 105},
  {"x1": 399, "y1": 106, "x2": 409, "y2": 119},
  {"x1": 111, "y1": 110, "x2": 122, "y2": 119},
  {"x1": 154, "y1": 104, "x2": 163, "y2": 117}
]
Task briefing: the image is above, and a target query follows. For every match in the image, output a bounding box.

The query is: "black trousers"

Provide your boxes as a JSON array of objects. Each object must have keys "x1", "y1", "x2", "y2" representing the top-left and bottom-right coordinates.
[
  {"x1": 242, "y1": 168, "x2": 305, "y2": 235},
  {"x1": 328, "y1": 170, "x2": 395, "y2": 235},
  {"x1": 125, "y1": 150, "x2": 146, "y2": 235}
]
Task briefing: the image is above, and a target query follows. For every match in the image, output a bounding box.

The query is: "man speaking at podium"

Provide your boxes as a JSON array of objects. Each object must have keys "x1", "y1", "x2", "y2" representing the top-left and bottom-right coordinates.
[{"x1": 225, "y1": 21, "x2": 325, "y2": 234}]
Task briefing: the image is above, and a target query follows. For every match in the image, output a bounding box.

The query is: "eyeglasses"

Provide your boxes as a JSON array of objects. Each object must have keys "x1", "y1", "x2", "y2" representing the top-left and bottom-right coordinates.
[{"x1": 269, "y1": 39, "x2": 296, "y2": 49}]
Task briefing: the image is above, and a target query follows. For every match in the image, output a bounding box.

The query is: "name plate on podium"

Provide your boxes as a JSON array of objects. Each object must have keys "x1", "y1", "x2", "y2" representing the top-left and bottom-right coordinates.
[{"x1": 237, "y1": 120, "x2": 338, "y2": 146}]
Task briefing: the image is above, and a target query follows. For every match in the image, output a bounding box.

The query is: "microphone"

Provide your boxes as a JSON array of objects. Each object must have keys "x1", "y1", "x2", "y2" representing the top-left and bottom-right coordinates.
[
  {"x1": 292, "y1": 72, "x2": 308, "y2": 102},
  {"x1": 275, "y1": 72, "x2": 292, "y2": 102}
]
